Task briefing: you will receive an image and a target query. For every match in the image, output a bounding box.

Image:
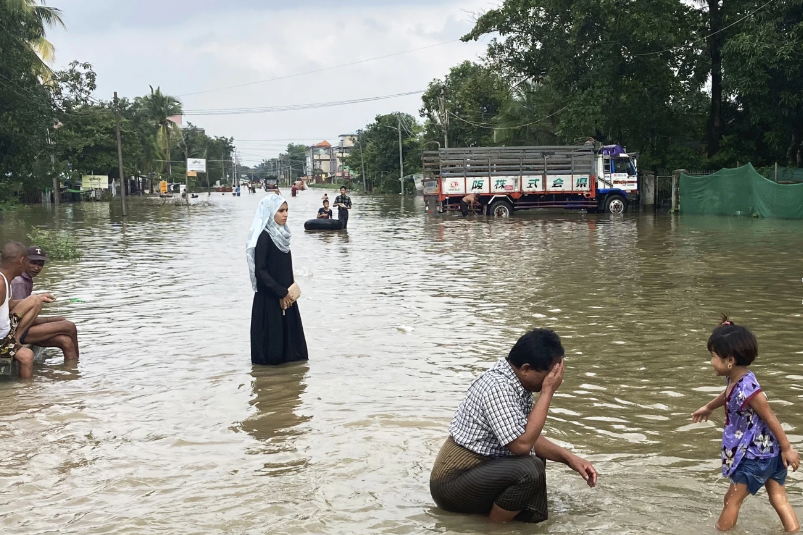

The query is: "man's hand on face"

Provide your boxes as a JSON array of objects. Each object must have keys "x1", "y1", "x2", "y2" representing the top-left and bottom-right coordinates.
[{"x1": 541, "y1": 360, "x2": 565, "y2": 394}]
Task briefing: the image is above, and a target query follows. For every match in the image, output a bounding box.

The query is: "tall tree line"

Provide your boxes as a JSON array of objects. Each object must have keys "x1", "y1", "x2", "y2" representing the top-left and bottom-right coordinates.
[
  {"x1": 343, "y1": 0, "x2": 803, "y2": 190},
  {"x1": 0, "y1": 0, "x2": 235, "y2": 202}
]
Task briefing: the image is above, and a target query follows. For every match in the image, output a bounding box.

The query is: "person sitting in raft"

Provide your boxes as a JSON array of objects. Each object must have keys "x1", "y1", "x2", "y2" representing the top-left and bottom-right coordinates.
[
  {"x1": 10, "y1": 246, "x2": 79, "y2": 361},
  {"x1": 430, "y1": 329, "x2": 597, "y2": 523},
  {"x1": 317, "y1": 199, "x2": 333, "y2": 219},
  {"x1": 246, "y1": 194, "x2": 308, "y2": 365}
]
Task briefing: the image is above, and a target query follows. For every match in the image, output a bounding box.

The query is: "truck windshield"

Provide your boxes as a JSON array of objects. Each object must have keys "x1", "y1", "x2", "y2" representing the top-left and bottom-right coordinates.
[{"x1": 613, "y1": 158, "x2": 635, "y2": 175}]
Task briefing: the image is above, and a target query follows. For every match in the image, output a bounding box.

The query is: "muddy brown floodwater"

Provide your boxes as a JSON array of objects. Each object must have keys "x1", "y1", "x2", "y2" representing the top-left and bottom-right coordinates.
[{"x1": 0, "y1": 191, "x2": 801, "y2": 534}]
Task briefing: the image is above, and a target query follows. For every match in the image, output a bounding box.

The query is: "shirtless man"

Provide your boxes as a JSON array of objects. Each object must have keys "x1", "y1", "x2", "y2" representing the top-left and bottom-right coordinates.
[
  {"x1": 460, "y1": 192, "x2": 482, "y2": 216},
  {"x1": 10, "y1": 246, "x2": 79, "y2": 361}
]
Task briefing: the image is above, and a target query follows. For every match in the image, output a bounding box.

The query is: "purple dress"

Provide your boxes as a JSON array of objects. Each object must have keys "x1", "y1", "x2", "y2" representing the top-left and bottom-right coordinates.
[{"x1": 721, "y1": 371, "x2": 778, "y2": 477}]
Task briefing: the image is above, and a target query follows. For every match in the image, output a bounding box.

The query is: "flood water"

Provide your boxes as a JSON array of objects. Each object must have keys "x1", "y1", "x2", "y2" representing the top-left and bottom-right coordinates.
[{"x1": 0, "y1": 191, "x2": 801, "y2": 534}]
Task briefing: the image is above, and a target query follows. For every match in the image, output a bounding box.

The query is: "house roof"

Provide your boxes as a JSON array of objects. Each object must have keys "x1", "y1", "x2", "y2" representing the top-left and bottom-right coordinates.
[{"x1": 312, "y1": 140, "x2": 331, "y2": 148}]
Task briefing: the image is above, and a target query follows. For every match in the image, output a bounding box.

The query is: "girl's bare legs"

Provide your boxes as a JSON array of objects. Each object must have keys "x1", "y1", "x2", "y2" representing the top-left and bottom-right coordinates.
[
  {"x1": 717, "y1": 483, "x2": 750, "y2": 531},
  {"x1": 766, "y1": 479, "x2": 800, "y2": 532}
]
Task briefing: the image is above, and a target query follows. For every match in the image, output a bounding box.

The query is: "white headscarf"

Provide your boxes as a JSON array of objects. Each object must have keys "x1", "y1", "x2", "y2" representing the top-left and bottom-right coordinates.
[{"x1": 246, "y1": 194, "x2": 291, "y2": 291}]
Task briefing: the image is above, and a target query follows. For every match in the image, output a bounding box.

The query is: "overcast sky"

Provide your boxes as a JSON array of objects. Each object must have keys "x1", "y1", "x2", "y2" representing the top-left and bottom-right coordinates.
[{"x1": 49, "y1": 0, "x2": 494, "y2": 165}]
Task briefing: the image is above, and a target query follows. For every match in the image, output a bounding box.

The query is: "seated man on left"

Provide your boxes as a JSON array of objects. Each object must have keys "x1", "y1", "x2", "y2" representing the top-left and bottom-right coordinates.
[
  {"x1": 1, "y1": 242, "x2": 42, "y2": 378},
  {"x1": 10, "y1": 246, "x2": 79, "y2": 361}
]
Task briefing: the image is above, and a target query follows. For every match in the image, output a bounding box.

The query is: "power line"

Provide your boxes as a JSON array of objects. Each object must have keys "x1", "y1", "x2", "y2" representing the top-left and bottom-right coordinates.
[
  {"x1": 177, "y1": 39, "x2": 461, "y2": 98},
  {"x1": 183, "y1": 90, "x2": 424, "y2": 116},
  {"x1": 447, "y1": 105, "x2": 569, "y2": 130},
  {"x1": 633, "y1": 0, "x2": 777, "y2": 57}
]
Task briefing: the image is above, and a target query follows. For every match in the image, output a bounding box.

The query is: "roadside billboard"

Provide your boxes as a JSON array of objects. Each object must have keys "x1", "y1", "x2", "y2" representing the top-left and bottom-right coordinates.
[
  {"x1": 81, "y1": 175, "x2": 108, "y2": 190},
  {"x1": 187, "y1": 158, "x2": 206, "y2": 173}
]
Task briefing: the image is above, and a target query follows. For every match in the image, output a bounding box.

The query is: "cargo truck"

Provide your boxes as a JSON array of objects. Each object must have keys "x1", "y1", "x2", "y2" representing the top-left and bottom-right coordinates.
[{"x1": 422, "y1": 144, "x2": 638, "y2": 215}]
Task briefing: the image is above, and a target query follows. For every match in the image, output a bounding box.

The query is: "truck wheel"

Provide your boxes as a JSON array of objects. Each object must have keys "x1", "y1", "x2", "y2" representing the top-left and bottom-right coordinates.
[
  {"x1": 605, "y1": 195, "x2": 628, "y2": 214},
  {"x1": 489, "y1": 199, "x2": 514, "y2": 217}
]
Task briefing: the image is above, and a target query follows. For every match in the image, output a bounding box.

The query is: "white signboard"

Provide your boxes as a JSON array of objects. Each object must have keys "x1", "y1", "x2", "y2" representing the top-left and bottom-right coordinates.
[
  {"x1": 574, "y1": 175, "x2": 591, "y2": 191},
  {"x1": 490, "y1": 176, "x2": 518, "y2": 194},
  {"x1": 522, "y1": 175, "x2": 543, "y2": 192},
  {"x1": 546, "y1": 175, "x2": 572, "y2": 192},
  {"x1": 187, "y1": 158, "x2": 207, "y2": 173},
  {"x1": 81, "y1": 175, "x2": 108, "y2": 190},
  {"x1": 442, "y1": 178, "x2": 466, "y2": 195},
  {"x1": 466, "y1": 177, "x2": 490, "y2": 194}
]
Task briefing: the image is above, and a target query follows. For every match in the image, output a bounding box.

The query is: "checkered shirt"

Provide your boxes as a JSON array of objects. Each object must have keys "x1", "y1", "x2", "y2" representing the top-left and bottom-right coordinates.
[
  {"x1": 334, "y1": 194, "x2": 352, "y2": 210},
  {"x1": 449, "y1": 358, "x2": 533, "y2": 457}
]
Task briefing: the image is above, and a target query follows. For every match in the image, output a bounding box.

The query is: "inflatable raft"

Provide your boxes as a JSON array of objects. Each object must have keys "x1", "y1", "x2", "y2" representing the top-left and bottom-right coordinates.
[{"x1": 304, "y1": 218, "x2": 344, "y2": 231}]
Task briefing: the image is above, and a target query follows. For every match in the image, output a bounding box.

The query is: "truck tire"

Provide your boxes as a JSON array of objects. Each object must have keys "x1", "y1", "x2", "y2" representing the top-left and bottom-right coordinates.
[
  {"x1": 605, "y1": 194, "x2": 628, "y2": 214},
  {"x1": 488, "y1": 199, "x2": 514, "y2": 217}
]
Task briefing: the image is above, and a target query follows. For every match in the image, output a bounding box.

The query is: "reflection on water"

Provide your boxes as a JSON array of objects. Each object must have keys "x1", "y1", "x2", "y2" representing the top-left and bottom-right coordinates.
[
  {"x1": 0, "y1": 194, "x2": 801, "y2": 534},
  {"x1": 242, "y1": 364, "x2": 310, "y2": 462}
]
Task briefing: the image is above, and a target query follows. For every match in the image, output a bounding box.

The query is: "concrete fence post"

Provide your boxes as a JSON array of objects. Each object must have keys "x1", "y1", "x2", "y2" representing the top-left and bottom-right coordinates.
[
  {"x1": 671, "y1": 169, "x2": 686, "y2": 213},
  {"x1": 641, "y1": 173, "x2": 655, "y2": 211}
]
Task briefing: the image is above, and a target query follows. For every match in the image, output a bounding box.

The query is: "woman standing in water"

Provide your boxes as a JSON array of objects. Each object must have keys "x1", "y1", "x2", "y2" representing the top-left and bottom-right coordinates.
[{"x1": 246, "y1": 195, "x2": 308, "y2": 365}]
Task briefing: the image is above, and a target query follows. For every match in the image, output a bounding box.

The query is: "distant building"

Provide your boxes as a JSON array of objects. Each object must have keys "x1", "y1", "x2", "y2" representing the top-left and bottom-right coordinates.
[{"x1": 306, "y1": 135, "x2": 357, "y2": 183}]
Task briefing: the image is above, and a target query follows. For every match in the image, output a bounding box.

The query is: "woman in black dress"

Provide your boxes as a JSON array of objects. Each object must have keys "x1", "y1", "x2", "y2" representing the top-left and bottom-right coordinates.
[{"x1": 246, "y1": 195, "x2": 308, "y2": 365}]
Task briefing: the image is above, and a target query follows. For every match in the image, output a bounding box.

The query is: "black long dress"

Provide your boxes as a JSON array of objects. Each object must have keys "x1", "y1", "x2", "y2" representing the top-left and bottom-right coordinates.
[{"x1": 250, "y1": 231, "x2": 308, "y2": 365}]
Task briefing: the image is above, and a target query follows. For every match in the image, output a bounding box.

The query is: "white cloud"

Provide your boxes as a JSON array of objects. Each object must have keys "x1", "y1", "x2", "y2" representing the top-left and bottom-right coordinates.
[{"x1": 50, "y1": 0, "x2": 493, "y2": 165}]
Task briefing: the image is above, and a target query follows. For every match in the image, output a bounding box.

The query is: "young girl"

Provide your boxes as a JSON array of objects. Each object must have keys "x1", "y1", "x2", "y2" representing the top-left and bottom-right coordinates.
[{"x1": 693, "y1": 316, "x2": 800, "y2": 532}]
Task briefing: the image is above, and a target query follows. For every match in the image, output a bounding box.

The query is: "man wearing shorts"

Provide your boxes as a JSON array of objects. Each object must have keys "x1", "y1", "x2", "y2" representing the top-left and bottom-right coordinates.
[
  {"x1": 11, "y1": 246, "x2": 79, "y2": 361},
  {"x1": 430, "y1": 329, "x2": 597, "y2": 523}
]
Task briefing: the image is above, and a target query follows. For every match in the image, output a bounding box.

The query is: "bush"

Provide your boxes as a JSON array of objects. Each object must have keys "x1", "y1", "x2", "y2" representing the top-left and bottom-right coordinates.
[{"x1": 27, "y1": 228, "x2": 83, "y2": 260}]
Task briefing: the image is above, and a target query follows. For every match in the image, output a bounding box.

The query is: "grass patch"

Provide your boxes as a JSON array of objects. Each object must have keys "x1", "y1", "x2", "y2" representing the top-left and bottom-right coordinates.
[{"x1": 27, "y1": 228, "x2": 83, "y2": 260}]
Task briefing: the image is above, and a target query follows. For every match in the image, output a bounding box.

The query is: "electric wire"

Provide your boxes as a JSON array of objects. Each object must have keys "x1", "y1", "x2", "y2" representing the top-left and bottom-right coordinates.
[{"x1": 177, "y1": 39, "x2": 460, "y2": 98}]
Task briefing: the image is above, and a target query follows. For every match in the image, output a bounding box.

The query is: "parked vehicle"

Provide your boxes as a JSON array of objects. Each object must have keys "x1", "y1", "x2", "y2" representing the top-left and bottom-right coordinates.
[{"x1": 422, "y1": 144, "x2": 638, "y2": 215}]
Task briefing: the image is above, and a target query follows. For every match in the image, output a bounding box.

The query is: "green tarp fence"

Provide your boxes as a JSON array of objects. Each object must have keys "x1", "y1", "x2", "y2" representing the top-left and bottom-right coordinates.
[{"x1": 680, "y1": 164, "x2": 803, "y2": 219}]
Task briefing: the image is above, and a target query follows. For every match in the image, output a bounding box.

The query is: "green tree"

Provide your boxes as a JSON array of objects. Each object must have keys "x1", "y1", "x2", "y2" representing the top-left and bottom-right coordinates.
[
  {"x1": 0, "y1": 0, "x2": 54, "y2": 201},
  {"x1": 344, "y1": 113, "x2": 421, "y2": 193},
  {"x1": 3, "y1": 0, "x2": 64, "y2": 77},
  {"x1": 134, "y1": 86, "x2": 182, "y2": 180},
  {"x1": 464, "y1": 0, "x2": 707, "y2": 170},
  {"x1": 720, "y1": 0, "x2": 803, "y2": 167},
  {"x1": 420, "y1": 61, "x2": 510, "y2": 148}
]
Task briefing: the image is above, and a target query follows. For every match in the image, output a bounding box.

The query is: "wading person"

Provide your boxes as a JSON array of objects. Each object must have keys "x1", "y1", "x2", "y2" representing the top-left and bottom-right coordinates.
[
  {"x1": 246, "y1": 195, "x2": 308, "y2": 365},
  {"x1": 692, "y1": 317, "x2": 799, "y2": 532},
  {"x1": 334, "y1": 186, "x2": 352, "y2": 229},
  {"x1": 430, "y1": 329, "x2": 597, "y2": 523},
  {"x1": 0, "y1": 242, "x2": 39, "y2": 378},
  {"x1": 10, "y1": 246, "x2": 80, "y2": 361},
  {"x1": 460, "y1": 192, "x2": 481, "y2": 217}
]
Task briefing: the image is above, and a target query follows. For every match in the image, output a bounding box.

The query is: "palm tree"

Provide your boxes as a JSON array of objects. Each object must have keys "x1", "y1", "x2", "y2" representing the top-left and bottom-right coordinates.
[
  {"x1": 135, "y1": 86, "x2": 183, "y2": 179},
  {"x1": 494, "y1": 82, "x2": 561, "y2": 146},
  {"x1": 4, "y1": 0, "x2": 65, "y2": 77}
]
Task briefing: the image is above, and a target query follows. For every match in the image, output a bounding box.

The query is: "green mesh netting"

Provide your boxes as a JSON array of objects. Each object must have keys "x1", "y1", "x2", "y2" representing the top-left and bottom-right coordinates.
[{"x1": 680, "y1": 164, "x2": 803, "y2": 219}]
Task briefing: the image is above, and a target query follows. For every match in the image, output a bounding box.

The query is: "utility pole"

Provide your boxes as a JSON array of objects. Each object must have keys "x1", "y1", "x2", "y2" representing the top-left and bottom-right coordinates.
[
  {"x1": 46, "y1": 128, "x2": 59, "y2": 209},
  {"x1": 184, "y1": 135, "x2": 190, "y2": 206},
  {"x1": 398, "y1": 113, "x2": 404, "y2": 195},
  {"x1": 358, "y1": 131, "x2": 367, "y2": 193},
  {"x1": 113, "y1": 92, "x2": 128, "y2": 216},
  {"x1": 438, "y1": 92, "x2": 449, "y2": 149}
]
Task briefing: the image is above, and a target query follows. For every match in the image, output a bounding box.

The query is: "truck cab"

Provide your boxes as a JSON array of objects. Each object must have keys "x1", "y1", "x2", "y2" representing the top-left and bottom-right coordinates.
[{"x1": 595, "y1": 145, "x2": 638, "y2": 213}]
